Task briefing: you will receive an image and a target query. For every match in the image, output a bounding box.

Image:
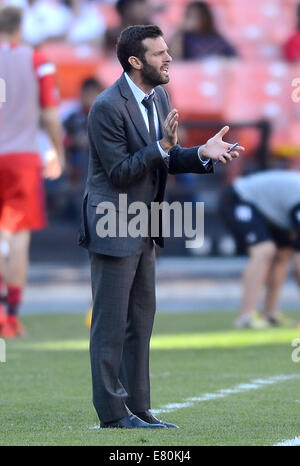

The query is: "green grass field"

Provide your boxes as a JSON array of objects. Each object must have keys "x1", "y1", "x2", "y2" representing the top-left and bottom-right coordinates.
[{"x1": 0, "y1": 310, "x2": 299, "y2": 446}]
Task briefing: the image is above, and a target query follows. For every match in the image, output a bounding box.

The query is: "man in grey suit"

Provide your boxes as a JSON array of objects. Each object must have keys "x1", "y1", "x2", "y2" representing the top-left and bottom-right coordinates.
[{"x1": 79, "y1": 25, "x2": 244, "y2": 429}]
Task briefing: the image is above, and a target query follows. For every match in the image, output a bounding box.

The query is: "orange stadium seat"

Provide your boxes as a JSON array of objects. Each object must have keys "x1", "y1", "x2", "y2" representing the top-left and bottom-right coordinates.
[
  {"x1": 96, "y1": 59, "x2": 123, "y2": 88},
  {"x1": 151, "y1": 1, "x2": 184, "y2": 39},
  {"x1": 224, "y1": 61, "x2": 296, "y2": 153},
  {"x1": 40, "y1": 43, "x2": 103, "y2": 99},
  {"x1": 164, "y1": 60, "x2": 231, "y2": 148},
  {"x1": 225, "y1": 61, "x2": 293, "y2": 121},
  {"x1": 165, "y1": 60, "x2": 230, "y2": 121},
  {"x1": 97, "y1": 3, "x2": 120, "y2": 29},
  {"x1": 274, "y1": 62, "x2": 300, "y2": 156},
  {"x1": 224, "y1": 0, "x2": 295, "y2": 60}
]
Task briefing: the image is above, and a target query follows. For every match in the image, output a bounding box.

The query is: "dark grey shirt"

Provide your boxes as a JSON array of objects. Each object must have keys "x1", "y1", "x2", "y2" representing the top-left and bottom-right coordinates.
[{"x1": 234, "y1": 170, "x2": 300, "y2": 229}]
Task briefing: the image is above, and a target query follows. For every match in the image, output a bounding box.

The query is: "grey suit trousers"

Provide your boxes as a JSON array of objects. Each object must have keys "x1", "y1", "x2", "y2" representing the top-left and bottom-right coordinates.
[{"x1": 89, "y1": 237, "x2": 156, "y2": 423}]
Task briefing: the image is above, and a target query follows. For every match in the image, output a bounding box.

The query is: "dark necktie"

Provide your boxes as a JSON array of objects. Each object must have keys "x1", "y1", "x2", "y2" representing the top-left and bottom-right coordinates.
[
  {"x1": 142, "y1": 94, "x2": 169, "y2": 169},
  {"x1": 142, "y1": 94, "x2": 157, "y2": 142}
]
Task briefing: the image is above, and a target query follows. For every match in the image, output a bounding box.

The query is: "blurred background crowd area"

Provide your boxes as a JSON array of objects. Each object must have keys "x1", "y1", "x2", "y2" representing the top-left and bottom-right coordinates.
[{"x1": 3, "y1": 0, "x2": 300, "y2": 259}]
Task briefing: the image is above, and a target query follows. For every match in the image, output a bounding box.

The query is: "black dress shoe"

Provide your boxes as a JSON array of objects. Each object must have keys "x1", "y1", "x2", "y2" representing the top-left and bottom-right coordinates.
[
  {"x1": 134, "y1": 411, "x2": 179, "y2": 428},
  {"x1": 100, "y1": 412, "x2": 166, "y2": 429}
]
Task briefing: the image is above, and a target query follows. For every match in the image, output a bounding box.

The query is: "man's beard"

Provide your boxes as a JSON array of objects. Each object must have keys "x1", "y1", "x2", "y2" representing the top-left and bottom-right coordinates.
[{"x1": 141, "y1": 60, "x2": 170, "y2": 88}]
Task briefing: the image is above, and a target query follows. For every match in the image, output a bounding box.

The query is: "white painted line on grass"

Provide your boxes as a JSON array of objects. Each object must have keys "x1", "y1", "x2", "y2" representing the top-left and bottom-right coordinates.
[
  {"x1": 151, "y1": 374, "x2": 300, "y2": 415},
  {"x1": 88, "y1": 374, "x2": 300, "y2": 431},
  {"x1": 274, "y1": 436, "x2": 300, "y2": 446}
]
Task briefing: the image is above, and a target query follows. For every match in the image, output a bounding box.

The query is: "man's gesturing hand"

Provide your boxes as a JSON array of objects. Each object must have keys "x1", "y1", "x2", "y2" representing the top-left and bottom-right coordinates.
[
  {"x1": 199, "y1": 126, "x2": 245, "y2": 163},
  {"x1": 159, "y1": 109, "x2": 178, "y2": 153}
]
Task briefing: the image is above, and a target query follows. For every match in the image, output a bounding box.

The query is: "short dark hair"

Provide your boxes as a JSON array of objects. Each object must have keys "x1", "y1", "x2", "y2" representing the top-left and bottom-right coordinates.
[
  {"x1": 116, "y1": 0, "x2": 146, "y2": 16},
  {"x1": 116, "y1": 25, "x2": 163, "y2": 72},
  {"x1": 0, "y1": 5, "x2": 22, "y2": 34},
  {"x1": 81, "y1": 77, "x2": 103, "y2": 93}
]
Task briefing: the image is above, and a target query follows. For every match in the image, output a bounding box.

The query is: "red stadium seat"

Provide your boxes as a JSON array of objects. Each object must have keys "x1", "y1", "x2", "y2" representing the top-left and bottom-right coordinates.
[
  {"x1": 151, "y1": 0, "x2": 185, "y2": 39},
  {"x1": 96, "y1": 59, "x2": 123, "y2": 88},
  {"x1": 275, "y1": 62, "x2": 300, "y2": 155},
  {"x1": 164, "y1": 60, "x2": 232, "y2": 148},
  {"x1": 40, "y1": 43, "x2": 103, "y2": 99},
  {"x1": 225, "y1": 61, "x2": 293, "y2": 122},
  {"x1": 97, "y1": 3, "x2": 120, "y2": 29},
  {"x1": 224, "y1": 61, "x2": 295, "y2": 153},
  {"x1": 165, "y1": 60, "x2": 230, "y2": 121},
  {"x1": 224, "y1": 0, "x2": 295, "y2": 60}
]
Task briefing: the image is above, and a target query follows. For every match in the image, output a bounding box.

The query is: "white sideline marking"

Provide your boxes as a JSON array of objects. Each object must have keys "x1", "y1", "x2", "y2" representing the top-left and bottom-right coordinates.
[
  {"x1": 88, "y1": 374, "x2": 300, "y2": 431},
  {"x1": 274, "y1": 437, "x2": 300, "y2": 446},
  {"x1": 151, "y1": 374, "x2": 300, "y2": 415}
]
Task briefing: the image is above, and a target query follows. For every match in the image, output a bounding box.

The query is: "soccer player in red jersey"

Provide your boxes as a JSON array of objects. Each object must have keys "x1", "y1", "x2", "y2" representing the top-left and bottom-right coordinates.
[{"x1": 0, "y1": 5, "x2": 65, "y2": 337}]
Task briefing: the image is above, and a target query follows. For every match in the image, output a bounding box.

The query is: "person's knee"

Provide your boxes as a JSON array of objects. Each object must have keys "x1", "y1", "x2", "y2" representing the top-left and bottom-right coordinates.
[
  {"x1": 248, "y1": 241, "x2": 277, "y2": 263},
  {"x1": 9, "y1": 231, "x2": 30, "y2": 254},
  {"x1": 275, "y1": 248, "x2": 293, "y2": 264}
]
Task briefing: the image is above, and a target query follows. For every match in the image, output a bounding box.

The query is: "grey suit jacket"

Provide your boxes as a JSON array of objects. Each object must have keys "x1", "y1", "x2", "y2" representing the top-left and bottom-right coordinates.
[{"x1": 79, "y1": 73, "x2": 213, "y2": 257}]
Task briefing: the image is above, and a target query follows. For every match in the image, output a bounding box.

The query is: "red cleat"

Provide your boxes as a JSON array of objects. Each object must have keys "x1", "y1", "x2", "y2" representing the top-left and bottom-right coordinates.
[{"x1": 0, "y1": 316, "x2": 26, "y2": 338}]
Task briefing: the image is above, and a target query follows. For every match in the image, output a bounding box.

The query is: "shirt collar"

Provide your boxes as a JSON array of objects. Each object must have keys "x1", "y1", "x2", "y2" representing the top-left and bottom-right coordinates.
[{"x1": 124, "y1": 72, "x2": 155, "y2": 104}]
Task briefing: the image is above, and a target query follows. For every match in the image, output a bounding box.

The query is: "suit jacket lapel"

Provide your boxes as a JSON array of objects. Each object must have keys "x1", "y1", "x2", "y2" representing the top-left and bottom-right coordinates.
[
  {"x1": 118, "y1": 75, "x2": 168, "y2": 183},
  {"x1": 118, "y1": 74, "x2": 151, "y2": 146}
]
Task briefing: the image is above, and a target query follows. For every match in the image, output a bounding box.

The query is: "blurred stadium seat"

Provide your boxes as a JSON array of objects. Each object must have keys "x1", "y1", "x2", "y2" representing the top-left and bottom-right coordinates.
[
  {"x1": 274, "y1": 62, "x2": 300, "y2": 156},
  {"x1": 40, "y1": 43, "x2": 103, "y2": 99},
  {"x1": 165, "y1": 59, "x2": 230, "y2": 120},
  {"x1": 219, "y1": 0, "x2": 295, "y2": 60},
  {"x1": 224, "y1": 60, "x2": 295, "y2": 153},
  {"x1": 96, "y1": 59, "x2": 123, "y2": 88},
  {"x1": 97, "y1": 2, "x2": 120, "y2": 29},
  {"x1": 225, "y1": 61, "x2": 293, "y2": 121},
  {"x1": 164, "y1": 59, "x2": 232, "y2": 149}
]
